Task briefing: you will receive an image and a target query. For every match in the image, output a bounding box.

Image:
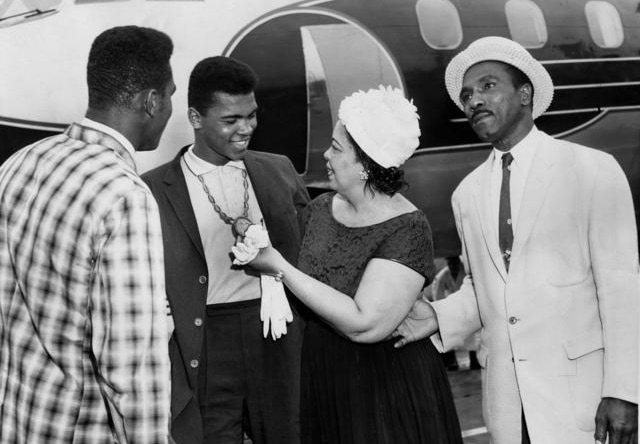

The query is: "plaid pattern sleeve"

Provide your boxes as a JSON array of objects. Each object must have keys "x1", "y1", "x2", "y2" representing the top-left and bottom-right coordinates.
[
  {"x1": 85, "y1": 188, "x2": 171, "y2": 443},
  {"x1": 0, "y1": 126, "x2": 170, "y2": 443}
]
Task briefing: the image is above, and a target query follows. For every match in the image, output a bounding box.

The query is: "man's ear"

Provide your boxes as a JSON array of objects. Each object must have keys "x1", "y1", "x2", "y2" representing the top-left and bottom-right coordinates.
[
  {"x1": 520, "y1": 84, "x2": 533, "y2": 106},
  {"x1": 188, "y1": 107, "x2": 202, "y2": 129},
  {"x1": 144, "y1": 88, "x2": 160, "y2": 118}
]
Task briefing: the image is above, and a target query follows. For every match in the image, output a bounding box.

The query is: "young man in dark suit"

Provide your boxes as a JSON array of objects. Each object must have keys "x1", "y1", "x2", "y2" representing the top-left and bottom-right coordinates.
[{"x1": 143, "y1": 56, "x2": 309, "y2": 444}]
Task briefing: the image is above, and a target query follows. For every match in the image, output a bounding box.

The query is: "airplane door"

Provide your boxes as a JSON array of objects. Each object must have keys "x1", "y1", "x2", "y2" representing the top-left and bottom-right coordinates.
[{"x1": 225, "y1": 8, "x2": 404, "y2": 187}]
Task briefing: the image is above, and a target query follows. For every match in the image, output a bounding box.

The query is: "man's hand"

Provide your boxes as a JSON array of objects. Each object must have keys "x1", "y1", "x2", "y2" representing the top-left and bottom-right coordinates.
[
  {"x1": 392, "y1": 298, "x2": 439, "y2": 348},
  {"x1": 594, "y1": 397, "x2": 637, "y2": 444}
]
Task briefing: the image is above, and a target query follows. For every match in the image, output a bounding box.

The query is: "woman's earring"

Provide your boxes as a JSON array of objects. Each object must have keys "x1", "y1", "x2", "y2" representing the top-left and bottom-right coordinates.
[{"x1": 359, "y1": 170, "x2": 369, "y2": 181}]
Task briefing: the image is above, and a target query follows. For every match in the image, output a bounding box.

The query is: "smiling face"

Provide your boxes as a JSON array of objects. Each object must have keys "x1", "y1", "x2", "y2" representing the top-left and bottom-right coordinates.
[
  {"x1": 459, "y1": 61, "x2": 533, "y2": 151},
  {"x1": 190, "y1": 91, "x2": 258, "y2": 165},
  {"x1": 323, "y1": 121, "x2": 364, "y2": 193}
]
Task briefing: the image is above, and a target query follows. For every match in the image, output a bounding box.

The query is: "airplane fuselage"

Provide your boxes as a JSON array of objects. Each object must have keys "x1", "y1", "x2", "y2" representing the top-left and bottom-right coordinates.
[{"x1": 2, "y1": 0, "x2": 639, "y2": 256}]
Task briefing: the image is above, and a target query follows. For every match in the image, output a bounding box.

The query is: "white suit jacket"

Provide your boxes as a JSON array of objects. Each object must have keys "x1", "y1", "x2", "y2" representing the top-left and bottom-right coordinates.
[{"x1": 433, "y1": 130, "x2": 639, "y2": 444}]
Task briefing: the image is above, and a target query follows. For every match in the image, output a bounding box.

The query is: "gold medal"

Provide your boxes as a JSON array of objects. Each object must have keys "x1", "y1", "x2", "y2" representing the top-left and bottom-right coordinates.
[{"x1": 232, "y1": 216, "x2": 253, "y2": 237}]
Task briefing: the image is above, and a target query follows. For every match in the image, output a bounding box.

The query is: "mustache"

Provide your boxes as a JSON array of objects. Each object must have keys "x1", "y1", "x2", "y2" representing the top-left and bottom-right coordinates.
[{"x1": 470, "y1": 109, "x2": 492, "y2": 122}]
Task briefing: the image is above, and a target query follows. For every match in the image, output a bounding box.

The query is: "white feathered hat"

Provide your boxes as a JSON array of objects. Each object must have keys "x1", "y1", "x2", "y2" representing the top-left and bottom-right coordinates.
[
  {"x1": 444, "y1": 36, "x2": 554, "y2": 119},
  {"x1": 338, "y1": 85, "x2": 421, "y2": 169}
]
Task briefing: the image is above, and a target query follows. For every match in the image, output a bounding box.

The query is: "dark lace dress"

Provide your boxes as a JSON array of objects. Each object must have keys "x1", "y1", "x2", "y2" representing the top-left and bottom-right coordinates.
[{"x1": 297, "y1": 193, "x2": 463, "y2": 444}]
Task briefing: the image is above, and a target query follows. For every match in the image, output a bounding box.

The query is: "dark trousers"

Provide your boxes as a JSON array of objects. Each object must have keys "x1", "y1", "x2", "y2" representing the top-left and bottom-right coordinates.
[{"x1": 198, "y1": 299, "x2": 302, "y2": 444}]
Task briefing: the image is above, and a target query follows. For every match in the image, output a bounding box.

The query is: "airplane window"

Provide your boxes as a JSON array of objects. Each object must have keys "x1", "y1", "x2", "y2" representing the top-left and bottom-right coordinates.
[
  {"x1": 585, "y1": 1, "x2": 624, "y2": 48},
  {"x1": 415, "y1": 0, "x2": 462, "y2": 49},
  {"x1": 505, "y1": 0, "x2": 547, "y2": 48}
]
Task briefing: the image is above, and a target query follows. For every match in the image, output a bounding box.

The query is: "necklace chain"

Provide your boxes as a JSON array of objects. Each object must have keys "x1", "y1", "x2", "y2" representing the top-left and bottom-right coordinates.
[{"x1": 183, "y1": 155, "x2": 250, "y2": 227}]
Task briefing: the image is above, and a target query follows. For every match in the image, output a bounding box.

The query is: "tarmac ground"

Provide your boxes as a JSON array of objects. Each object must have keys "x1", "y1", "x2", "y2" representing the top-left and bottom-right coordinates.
[{"x1": 450, "y1": 350, "x2": 489, "y2": 444}]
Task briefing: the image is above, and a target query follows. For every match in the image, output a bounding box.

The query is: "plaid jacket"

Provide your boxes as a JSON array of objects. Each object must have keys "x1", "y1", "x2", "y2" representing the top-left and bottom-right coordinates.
[{"x1": 0, "y1": 123, "x2": 170, "y2": 443}]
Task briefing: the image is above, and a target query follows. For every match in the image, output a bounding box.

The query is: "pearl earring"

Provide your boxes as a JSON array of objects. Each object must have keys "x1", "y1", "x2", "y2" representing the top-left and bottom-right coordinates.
[{"x1": 359, "y1": 170, "x2": 369, "y2": 181}]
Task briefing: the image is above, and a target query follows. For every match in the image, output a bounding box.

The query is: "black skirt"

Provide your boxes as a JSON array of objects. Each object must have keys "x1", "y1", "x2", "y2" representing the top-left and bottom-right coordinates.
[{"x1": 301, "y1": 319, "x2": 463, "y2": 444}]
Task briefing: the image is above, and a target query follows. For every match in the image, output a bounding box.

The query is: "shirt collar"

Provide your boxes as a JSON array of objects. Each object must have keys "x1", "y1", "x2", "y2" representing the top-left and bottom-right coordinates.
[
  {"x1": 183, "y1": 145, "x2": 246, "y2": 176},
  {"x1": 492, "y1": 126, "x2": 540, "y2": 166},
  {"x1": 81, "y1": 117, "x2": 136, "y2": 158}
]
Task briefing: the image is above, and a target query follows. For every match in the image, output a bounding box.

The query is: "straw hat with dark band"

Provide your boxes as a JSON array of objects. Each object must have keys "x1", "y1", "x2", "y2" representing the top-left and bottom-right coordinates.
[{"x1": 444, "y1": 36, "x2": 554, "y2": 119}]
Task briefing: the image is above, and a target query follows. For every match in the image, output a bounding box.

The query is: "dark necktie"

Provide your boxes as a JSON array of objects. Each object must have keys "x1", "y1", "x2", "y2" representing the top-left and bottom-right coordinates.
[{"x1": 499, "y1": 152, "x2": 514, "y2": 271}]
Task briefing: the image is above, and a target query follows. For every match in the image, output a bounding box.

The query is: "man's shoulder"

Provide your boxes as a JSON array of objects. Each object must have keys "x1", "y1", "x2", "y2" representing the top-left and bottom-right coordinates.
[
  {"x1": 544, "y1": 134, "x2": 614, "y2": 170},
  {"x1": 142, "y1": 160, "x2": 173, "y2": 183},
  {"x1": 0, "y1": 134, "x2": 69, "y2": 195},
  {"x1": 246, "y1": 150, "x2": 300, "y2": 182},
  {"x1": 39, "y1": 132, "x2": 141, "y2": 187},
  {"x1": 4, "y1": 134, "x2": 155, "y2": 220},
  {"x1": 247, "y1": 149, "x2": 291, "y2": 166},
  {"x1": 141, "y1": 148, "x2": 187, "y2": 184}
]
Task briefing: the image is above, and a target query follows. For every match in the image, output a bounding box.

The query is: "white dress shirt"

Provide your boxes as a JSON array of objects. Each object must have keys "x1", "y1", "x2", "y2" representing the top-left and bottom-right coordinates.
[
  {"x1": 490, "y1": 126, "x2": 540, "y2": 240},
  {"x1": 182, "y1": 145, "x2": 265, "y2": 304}
]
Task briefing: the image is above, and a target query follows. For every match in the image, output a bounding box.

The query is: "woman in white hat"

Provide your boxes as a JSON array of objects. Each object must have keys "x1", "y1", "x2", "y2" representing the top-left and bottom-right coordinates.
[{"x1": 244, "y1": 85, "x2": 462, "y2": 443}]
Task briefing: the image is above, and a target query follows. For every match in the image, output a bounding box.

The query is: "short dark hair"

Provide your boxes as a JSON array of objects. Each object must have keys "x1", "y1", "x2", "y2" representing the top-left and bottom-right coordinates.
[
  {"x1": 188, "y1": 56, "x2": 258, "y2": 113},
  {"x1": 346, "y1": 130, "x2": 407, "y2": 197},
  {"x1": 87, "y1": 26, "x2": 173, "y2": 110}
]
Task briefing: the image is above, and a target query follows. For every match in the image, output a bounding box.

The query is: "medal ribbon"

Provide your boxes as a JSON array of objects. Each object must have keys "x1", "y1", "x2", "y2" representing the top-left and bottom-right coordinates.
[{"x1": 183, "y1": 155, "x2": 253, "y2": 237}]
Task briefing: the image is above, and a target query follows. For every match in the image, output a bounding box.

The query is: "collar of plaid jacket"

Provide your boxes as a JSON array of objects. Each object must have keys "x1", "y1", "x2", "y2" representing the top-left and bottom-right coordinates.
[{"x1": 65, "y1": 122, "x2": 137, "y2": 173}]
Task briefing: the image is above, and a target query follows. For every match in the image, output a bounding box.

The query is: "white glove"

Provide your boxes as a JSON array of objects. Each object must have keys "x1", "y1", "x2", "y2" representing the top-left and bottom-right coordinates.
[
  {"x1": 230, "y1": 225, "x2": 291, "y2": 340},
  {"x1": 232, "y1": 239, "x2": 259, "y2": 265},
  {"x1": 259, "y1": 275, "x2": 274, "y2": 338},
  {"x1": 231, "y1": 224, "x2": 269, "y2": 265},
  {"x1": 260, "y1": 274, "x2": 293, "y2": 340},
  {"x1": 271, "y1": 283, "x2": 293, "y2": 338}
]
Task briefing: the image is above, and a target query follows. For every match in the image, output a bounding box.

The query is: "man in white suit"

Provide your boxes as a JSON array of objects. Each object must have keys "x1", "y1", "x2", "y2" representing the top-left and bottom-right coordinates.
[{"x1": 393, "y1": 36, "x2": 638, "y2": 444}]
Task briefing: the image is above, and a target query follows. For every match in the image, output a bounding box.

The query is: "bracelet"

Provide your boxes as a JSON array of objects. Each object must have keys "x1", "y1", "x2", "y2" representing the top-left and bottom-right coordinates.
[{"x1": 274, "y1": 271, "x2": 284, "y2": 282}]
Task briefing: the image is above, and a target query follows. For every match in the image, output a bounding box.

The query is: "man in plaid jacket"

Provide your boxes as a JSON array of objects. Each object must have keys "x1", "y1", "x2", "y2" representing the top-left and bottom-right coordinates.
[{"x1": 0, "y1": 26, "x2": 175, "y2": 443}]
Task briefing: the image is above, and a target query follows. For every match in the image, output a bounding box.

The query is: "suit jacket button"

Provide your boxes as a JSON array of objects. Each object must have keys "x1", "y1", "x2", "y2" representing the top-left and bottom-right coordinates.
[
  {"x1": 508, "y1": 316, "x2": 518, "y2": 325},
  {"x1": 194, "y1": 318, "x2": 203, "y2": 327},
  {"x1": 190, "y1": 359, "x2": 199, "y2": 368},
  {"x1": 198, "y1": 275, "x2": 207, "y2": 284}
]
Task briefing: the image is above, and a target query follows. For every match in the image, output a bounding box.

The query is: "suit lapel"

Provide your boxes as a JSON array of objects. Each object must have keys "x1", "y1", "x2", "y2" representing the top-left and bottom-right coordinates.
[
  {"x1": 163, "y1": 148, "x2": 206, "y2": 261},
  {"x1": 244, "y1": 153, "x2": 292, "y2": 252},
  {"x1": 511, "y1": 134, "x2": 555, "y2": 262},
  {"x1": 473, "y1": 155, "x2": 508, "y2": 282},
  {"x1": 244, "y1": 153, "x2": 275, "y2": 229}
]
